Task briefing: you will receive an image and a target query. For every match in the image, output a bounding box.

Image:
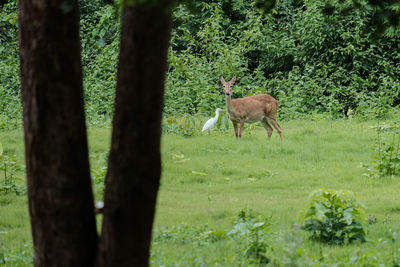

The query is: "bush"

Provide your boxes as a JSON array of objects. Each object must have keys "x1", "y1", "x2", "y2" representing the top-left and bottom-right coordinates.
[{"x1": 300, "y1": 188, "x2": 366, "y2": 245}]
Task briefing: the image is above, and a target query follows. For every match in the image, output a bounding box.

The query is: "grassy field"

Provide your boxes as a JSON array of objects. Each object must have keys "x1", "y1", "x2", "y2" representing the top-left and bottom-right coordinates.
[{"x1": 1, "y1": 117, "x2": 400, "y2": 266}]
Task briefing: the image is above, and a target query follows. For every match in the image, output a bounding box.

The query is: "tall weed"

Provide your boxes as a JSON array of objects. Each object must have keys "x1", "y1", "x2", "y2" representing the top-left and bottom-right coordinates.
[{"x1": 364, "y1": 122, "x2": 400, "y2": 178}]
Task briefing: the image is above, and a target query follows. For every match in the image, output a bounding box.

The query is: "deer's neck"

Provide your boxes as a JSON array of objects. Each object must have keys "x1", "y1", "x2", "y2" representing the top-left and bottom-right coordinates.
[{"x1": 225, "y1": 95, "x2": 236, "y2": 115}]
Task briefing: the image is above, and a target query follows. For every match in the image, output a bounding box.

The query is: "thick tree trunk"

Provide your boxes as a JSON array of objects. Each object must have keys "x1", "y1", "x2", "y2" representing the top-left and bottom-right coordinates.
[
  {"x1": 98, "y1": 1, "x2": 173, "y2": 266},
  {"x1": 18, "y1": 1, "x2": 98, "y2": 266}
]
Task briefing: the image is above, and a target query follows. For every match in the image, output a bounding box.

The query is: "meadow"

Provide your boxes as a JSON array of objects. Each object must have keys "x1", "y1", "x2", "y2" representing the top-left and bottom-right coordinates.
[
  {"x1": 1, "y1": 116, "x2": 400, "y2": 266},
  {"x1": 2, "y1": 0, "x2": 400, "y2": 265}
]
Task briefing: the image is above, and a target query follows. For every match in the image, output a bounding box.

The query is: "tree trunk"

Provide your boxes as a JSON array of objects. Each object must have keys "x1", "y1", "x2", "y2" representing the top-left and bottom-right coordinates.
[
  {"x1": 98, "y1": 1, "x2": 173, "y2": 266},
  {"x1": 18, "y1": 0, "x2": 98, "y2": 266}
]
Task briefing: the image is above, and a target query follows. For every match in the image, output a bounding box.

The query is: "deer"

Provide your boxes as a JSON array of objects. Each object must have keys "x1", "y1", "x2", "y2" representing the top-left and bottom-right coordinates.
[{"x1": 221, "y1": 76, "x2": 283, "y2": 140}]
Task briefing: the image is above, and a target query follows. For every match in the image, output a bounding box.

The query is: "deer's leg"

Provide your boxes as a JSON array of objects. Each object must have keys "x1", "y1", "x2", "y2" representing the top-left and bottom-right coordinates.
[
  {"x1": 269, "y1": 118, "x2": 283, "y2": 140},
  {"x1": 261, "y1": 119, "x2": 273, "y2": 140},
  {"x1": 239, "y1": 120, "x2": 245, "y2": 138},
  {"x1": 232, "y1": 121, "x2": 239, "y2": 138}
]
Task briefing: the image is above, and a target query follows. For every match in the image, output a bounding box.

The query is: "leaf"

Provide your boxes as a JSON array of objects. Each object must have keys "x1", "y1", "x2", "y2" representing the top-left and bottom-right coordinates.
[
  {"x1": 223, "y1": 116, "x2": 230, "y2": 130},
  {"x1": 228, "y1": 222, "x2": 249, "y2": 236},
  {"x1": 172, "y1": 153, "x2": 185, "y2": 160},
  {"x1": 191, "y1": 170, "x2": 207, "y2": 176},
  {"x1": 0, "y1": 142, "x2": 3, "y2": 156},
  {"x1": 208, "y1": 229, "x2": 227, "y2": 240},
  {"x1": 314, "y1": 201, "x2": 329, "y2": 221},
  {"x1": 251, "y1": 222, "x2": 265, "y2": 231},
  {"x1": 334, "y1": 163, "x2": 339, "y2": 168}
]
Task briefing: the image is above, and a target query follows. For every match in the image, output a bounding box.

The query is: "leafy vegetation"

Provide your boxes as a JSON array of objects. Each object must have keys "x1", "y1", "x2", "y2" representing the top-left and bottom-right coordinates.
[
  {"x1": 228, "y1": 208, "x2": 271, "y2": 265},
  {"x1": 1, "y1": 0, "x2": 400, "y2": 127},
  {"x1": 91, "y1": 152, "x2": 108, "y2": 197},
  {"x1": 0, "y1": 142, "x2": 25, "y2": 195},
  {"x1": 0, "y1": 0, "x2": 21, "y2": 130},
  {"x1": 162, "y1": 115, "x2": 199, "y2": 137},
  {"x1": 152, "y1": 208, "x2": 272, "y2": 265},
  {"x1": 2, "y1": 0, "x2": 400, "y2": 265},
  {"x1": 166, "y1": 0, "x2": 400, "y2": 118},
  {"x1": 300, "y1": 188, "x2": 366, "y2": 245},
  {"x1": 364, "y1": 122, "x2": 400, "y2": 178}
]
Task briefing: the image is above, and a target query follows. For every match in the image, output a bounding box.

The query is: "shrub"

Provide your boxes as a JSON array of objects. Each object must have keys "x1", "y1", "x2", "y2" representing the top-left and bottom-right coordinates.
[{"x1": 300, "y1": 188, "x2": 366, "y2": 245}]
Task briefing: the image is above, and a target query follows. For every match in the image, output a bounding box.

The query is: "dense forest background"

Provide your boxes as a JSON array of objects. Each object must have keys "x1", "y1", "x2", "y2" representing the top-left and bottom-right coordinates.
[{"x1": 1, "y1": 0, "x2": 400, "y2": 129}]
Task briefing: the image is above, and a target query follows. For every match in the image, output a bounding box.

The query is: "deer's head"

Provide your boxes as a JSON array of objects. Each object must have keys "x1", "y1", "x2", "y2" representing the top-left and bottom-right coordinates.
[{"x1": 220, "y1": 76, "x2": 236, "y2": 96}]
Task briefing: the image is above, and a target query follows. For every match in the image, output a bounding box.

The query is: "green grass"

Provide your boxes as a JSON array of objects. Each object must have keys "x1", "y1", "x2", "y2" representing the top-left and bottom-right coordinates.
[{"x1": 1, "y1": 118, "x2": 400, "y2": 266}]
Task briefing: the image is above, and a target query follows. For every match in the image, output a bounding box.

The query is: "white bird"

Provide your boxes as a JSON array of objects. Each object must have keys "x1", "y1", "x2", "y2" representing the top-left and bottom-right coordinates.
[{"x1": 202, "y1": 108, "x2": 222, "y2": 132}]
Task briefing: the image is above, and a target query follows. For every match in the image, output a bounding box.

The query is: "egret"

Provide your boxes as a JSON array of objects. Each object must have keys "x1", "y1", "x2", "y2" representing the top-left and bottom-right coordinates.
[
  {"x1": 202, "y1": 108, "x2": 222, "y2": 133},
  {"x1": 95, "y1": 201, "x2": 104, "y2": 214}
]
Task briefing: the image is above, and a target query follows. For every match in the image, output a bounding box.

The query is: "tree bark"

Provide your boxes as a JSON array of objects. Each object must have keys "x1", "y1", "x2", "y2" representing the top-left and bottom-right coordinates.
[
  {"x1": 18, "y1": 0, "x2": 98, "y2": 266},
  {"x1": 98, "y1": 1, "x2": 173, "y2": 266}
]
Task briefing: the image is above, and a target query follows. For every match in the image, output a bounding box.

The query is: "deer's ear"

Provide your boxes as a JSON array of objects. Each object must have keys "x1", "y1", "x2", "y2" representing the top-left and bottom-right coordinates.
[
  {"x1": 230, "y1": 76, "x2": 236, "y2": 84},
  {"x1": 220, "y1": 76, "x2": 226, "y2": 84}
]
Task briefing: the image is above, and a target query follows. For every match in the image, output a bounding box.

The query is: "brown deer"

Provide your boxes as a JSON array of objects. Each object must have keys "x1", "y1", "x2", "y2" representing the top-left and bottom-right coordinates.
[{"x1": 221, "y1": 76, "x2": 283, "y2": 140}]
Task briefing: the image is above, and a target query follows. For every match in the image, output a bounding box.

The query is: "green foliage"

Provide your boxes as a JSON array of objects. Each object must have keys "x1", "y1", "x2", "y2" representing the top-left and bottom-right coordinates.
[
  {"x1": 301, "y1": 188, "x2": 366, "y2": 245},
  {"x1": 154, "y1": 222, "x2": 227, "y2": 246},
  {"x1": 228, "y1": 208, "x2": 271, "y2": 265},
  {"x1": 80, "y1": 0, "x2": 120, "y2": 125},
  {"x1": 0, "y1": 0, "x2": 22, "y2": 130},
  {"x1": 152, "y1": 208, "x2": 271, "y2": 265},
  {"x1": 0, "y1": 146, "x2": 25, "y2": 195},
  {"x1": 0, "y1": 243, "x2": 33, "y2": 267},
  {"x1": 0, "y1": 0, "x2": 119, "y2": 128},
  {"x1": 162, "y1": 115, "x2": 198, "y2": 136},
  {"x1": 162, "y1": 112, "x2": 229, "y2": 137},
  {"x1": 165, "y1": 0, "x2": 400, "y2": 119},
  {"x1": 90, "y1": 152, "x2": 109, "y2": 197},
  {"x1": 92, "y1": 164, "x2": 107, "y2": 195},
  {"x1": 1, "y1": 0, "x2": 400, "y2": 124},
  {"x1": 364, "y1": 122, "x2": 400, "y2": 178}
]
